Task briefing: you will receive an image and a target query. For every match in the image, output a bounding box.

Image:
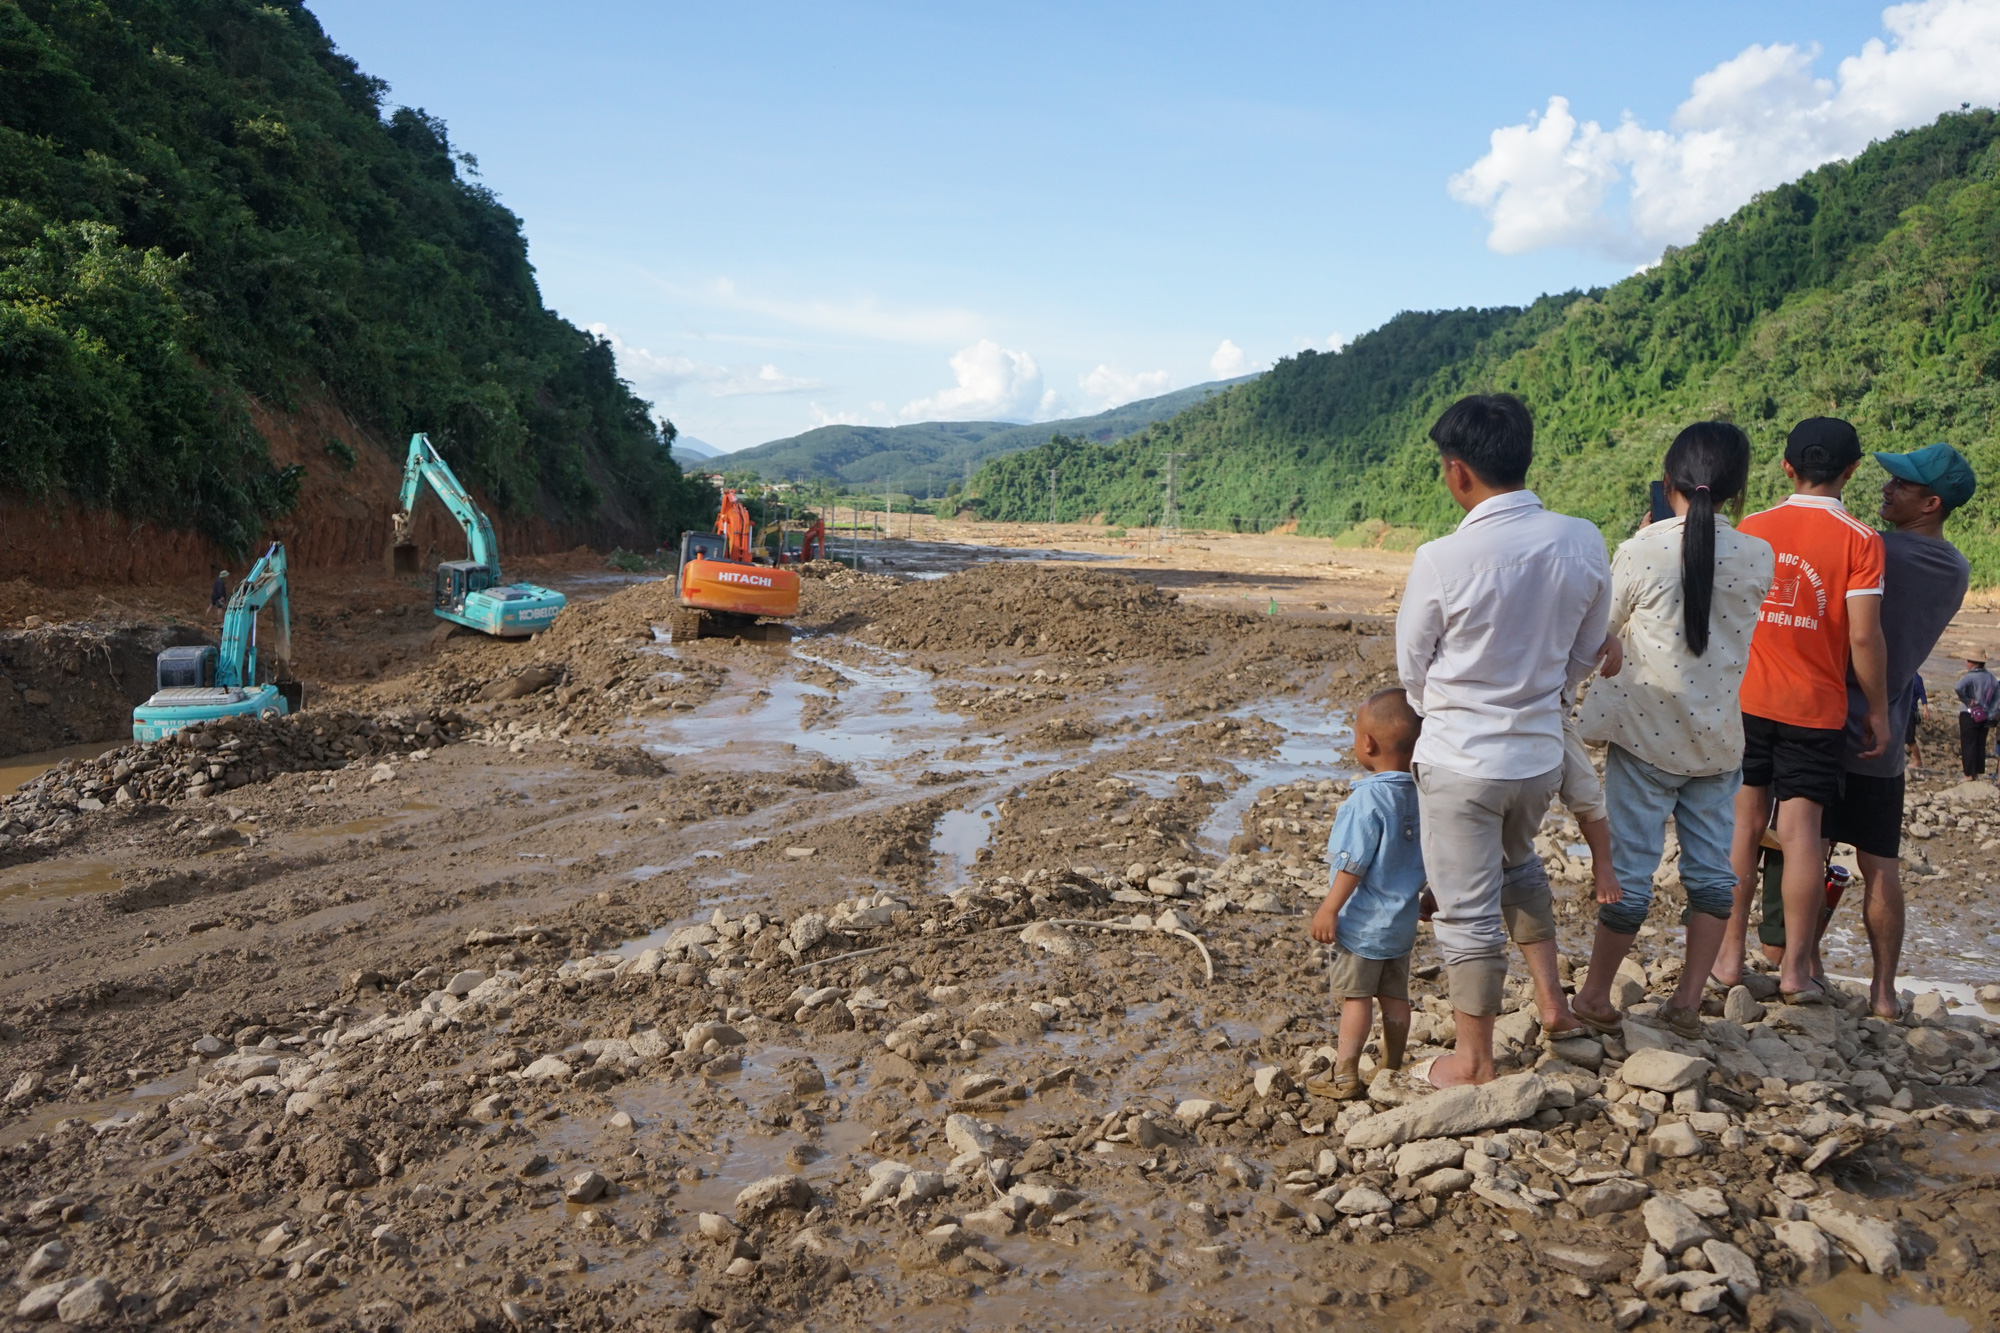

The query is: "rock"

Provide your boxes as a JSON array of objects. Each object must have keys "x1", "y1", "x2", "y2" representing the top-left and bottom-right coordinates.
[
  {"x1": 191, "y1": 1035, "x2": 226, "y2": 1056},
  {"x1": 15, "y1": 1279, "x2": 82, "y2": 1322},
  {"x1": 897, "y1": 1170, "x2": 945, "y2": 1204},
  {"x1": 1612, "y1": 1298, "x2": 1651, "y2": 1330},
  {"x1": 1020, "y1": 922, "x2": 1082, "y2": 959},
  {"x1": 1343, "y1": 1072, "x2": 1546, "y2": 1149},
  {"x1": 681, "y1": 1021, "x2": 745, "y2": 1053},
  {"x1": 368, "y1": 762, "x2": 397, "y2": 784},
  {"x1": 1575, "y1": 1179, "x2": 1651, "y2": 1216},
  {"x1": 1641, "y1": 1195, "x2": 1711, "y2": 1254},
  {"x1": 1681, "y1": 1284, "x2": 1725, "y2": 1315},
  {"x1": 945, "y1": 1113, "x2": 1001, "y2": 1157},
  {"x1": 735, "y1": 1173, "x2": 812, "y2": 1219},
  {"x1": 1175, "y1": 1098, "x2": 1220, "y2": 1127},
  {"x1": 1253, "y1": 1065, "x2": 1292, "y2": 1098},
  {"x1": 1619, "y1": 1049, "x2": 1711, "y2": 1093},
  {"x1": 1807, "y1": 1203, "x2": 1901, "y2": 1276},
  {"x1": 1542, "y1": 1247, "x2": 1631, "y2": 1280},
  {"x1": 5, "y1": 1072, "x2": 44, "y2": 1106},
  {"x1": 1702, "y1": 1240, "x2": 1760, "y2": 1298},
  {"x1": 1393, "y1": 1138, "x2": 1465, "y2": 1178},
  {"x1": 1547, "y1": 1036, "x2": 1605, "y2": 1070},
  {"x1": 1244, "y1": 891, "x2": 1286, "y2": 913},
  {"x1": 284, "y1": 1091, "x2": 323, "y2": 1118},
  {"x1": 697, "y1": 1213, "x2": 739, "y2": 1241},
  {"x1": 789, "y1": 913, "x2": 829, "y2": 952},
  {"x1": 1772, "y1": 1220, "x2": 1832, "y2": 1284},
  {"x1": 1414, "y1": 1168, "x2": 1471, "y2": 1195},
  {"x1": 255, "y1": 1222, "x2": 296, "y2": 1257},
  {"x1": 17, "y1": 1240, "x2": 69, "y2": 1283},
  {"x1": 565, "y1": 1170, "x2": 608, "y2": 1204},
  {"x1": 1009, "y1": 1182, "x2": 1080, "y2": 1212},
  {"x1": 1649, "y1": 1121, "x2": 1702, "y2": 1158},
  {"x1": 445, "y1": 969, "x2": 486, "y2": 997},
  {"x1": 607, "y1": 1111, "x2": 636, "y2": 1132},
  {"x1": 1678, "y1": 1187, "x2": 1729, "y2": 1219},
  {"x1": 1494, "y1": 1009, "x2": 1540, "y2": 1048},
  {"x1": 1335, "y1": 1185, "x2": 1393, "y2": 1215},
  {"x1": 1723, "y1": 986, "x2": 1766, "y2": 1024},
  {"x1": 55, "y1": 1278, "x2": 117, "y2": 1323},
  {"x1": 1848, "y1": 1069, "x2": 1894, "y2": 1105},
  {"x1": 519, "y1": 1056, "x2": 573, "y2": 1082},
  {"x1": 1130, "y1": 1114, "x2": 1186, "y2": 1149},
  {"x1": 1773, "y1": 1172, "x2": 1818, "y2": 1200}
]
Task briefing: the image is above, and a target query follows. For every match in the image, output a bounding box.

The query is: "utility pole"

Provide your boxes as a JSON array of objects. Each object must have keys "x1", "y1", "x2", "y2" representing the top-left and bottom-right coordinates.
[
  {"x1": 1048, "y1": 467, "x2": 1057, "y2": 526},
  {"x1": 1161, "y1": 452, "x2": 1187, "y2": 543}
]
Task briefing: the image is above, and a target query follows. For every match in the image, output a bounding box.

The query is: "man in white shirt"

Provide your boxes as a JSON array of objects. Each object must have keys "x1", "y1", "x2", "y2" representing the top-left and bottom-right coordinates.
[{"x1": 1396, "y1": 395, "x2": 1611, "y2": 1088}]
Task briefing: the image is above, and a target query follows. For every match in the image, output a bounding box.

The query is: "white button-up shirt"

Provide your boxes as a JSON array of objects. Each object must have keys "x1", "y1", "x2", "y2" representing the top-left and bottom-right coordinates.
[{"x1": 1396, "y1": 490, "x2": 1611, "y2": 780}]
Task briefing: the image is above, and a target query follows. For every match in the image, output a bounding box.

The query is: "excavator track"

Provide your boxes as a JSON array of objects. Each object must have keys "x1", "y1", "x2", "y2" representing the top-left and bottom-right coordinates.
[{"x1": 668, "y1": 608, "x2": 791, "y2": 643}]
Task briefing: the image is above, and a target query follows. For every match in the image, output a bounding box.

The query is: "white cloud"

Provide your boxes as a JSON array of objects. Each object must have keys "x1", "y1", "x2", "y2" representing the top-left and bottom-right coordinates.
[
  {"x1": 808, "y1": 402, "x2": 872, "y2": 428},
  {"x1": 708, "y1": 278, "x2": 980, "y2": 345},
  {"x1": 591, "y1": 324, "x2": 824, "y2": 399},
  {"x1": 1210, "y1": 339, "x2": 1251, "y2": 376},
  {"x1": 898, "y1": 340, "x2": 1053, "y2": 422},
  {"x1": 1450, "y1": 0, "x2": 2000, "y2": 261},
  {"x1": 1079, "y1": 364, "x2": 1175, "y2": 411}
]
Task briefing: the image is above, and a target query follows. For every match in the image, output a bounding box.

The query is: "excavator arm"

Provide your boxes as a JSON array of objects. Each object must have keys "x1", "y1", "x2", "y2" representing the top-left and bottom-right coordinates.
[
  {"x1": 216, "y1": 542, "x2": 291, "y2": 688},
  {"x1": 393, "y1": 433, "x2": 502, "y2": 574}
]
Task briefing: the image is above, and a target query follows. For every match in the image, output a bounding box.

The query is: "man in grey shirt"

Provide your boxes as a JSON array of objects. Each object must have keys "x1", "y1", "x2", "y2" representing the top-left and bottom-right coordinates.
[{"x1": 1814, "y1": 444, "x2": 1974, "y2": 1020}]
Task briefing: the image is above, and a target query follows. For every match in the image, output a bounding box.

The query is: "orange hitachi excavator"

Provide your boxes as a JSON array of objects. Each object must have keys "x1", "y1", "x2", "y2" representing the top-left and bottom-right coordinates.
[{"x1": 671, "y1": 489, "x2": 802, "y2": 640}]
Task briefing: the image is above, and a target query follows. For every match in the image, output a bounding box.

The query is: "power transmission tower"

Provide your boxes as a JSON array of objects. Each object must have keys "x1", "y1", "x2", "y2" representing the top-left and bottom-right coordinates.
[{"x1": 1160, "y1": 452, "x2": 1187, "y2": 542}]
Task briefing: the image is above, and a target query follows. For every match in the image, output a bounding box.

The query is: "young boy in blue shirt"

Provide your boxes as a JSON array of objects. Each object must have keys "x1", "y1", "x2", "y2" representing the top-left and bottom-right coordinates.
[{"x1": 1308, "y1": 688, "x2": 1425, "y2": 1100}]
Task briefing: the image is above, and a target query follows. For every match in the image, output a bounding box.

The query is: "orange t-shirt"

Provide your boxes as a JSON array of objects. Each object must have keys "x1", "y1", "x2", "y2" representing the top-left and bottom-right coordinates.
[{"x1": 1737, "y1": 495, "x2": 1884, "y2": 729}]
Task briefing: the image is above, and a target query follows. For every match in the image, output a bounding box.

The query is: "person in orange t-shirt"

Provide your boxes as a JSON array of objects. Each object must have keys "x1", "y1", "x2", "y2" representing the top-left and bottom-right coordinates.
[{"x1": 1714, "y1": 418, "x2": 1889, "y2": 1004}]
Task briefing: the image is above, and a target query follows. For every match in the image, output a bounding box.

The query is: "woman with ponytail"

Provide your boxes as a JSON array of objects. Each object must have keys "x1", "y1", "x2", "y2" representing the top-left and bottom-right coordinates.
[{"x1": 1570, "y1": 423, "x2": 1775, "y2": 1037}]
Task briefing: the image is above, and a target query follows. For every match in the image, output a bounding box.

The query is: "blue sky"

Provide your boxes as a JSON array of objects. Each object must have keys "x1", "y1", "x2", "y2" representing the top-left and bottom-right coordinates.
[{"x1": 308, "y1": 1, "x2": 1999, "y2": 451}]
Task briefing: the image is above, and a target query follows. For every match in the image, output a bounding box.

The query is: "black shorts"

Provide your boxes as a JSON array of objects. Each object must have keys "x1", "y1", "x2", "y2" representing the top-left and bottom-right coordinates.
[
  {"x1": 1822, "y1": 771, "x2": 1905, "y2": 860},
  {"x1": 1740, "y1": 713, "x2": 1846, "y2": 808}
]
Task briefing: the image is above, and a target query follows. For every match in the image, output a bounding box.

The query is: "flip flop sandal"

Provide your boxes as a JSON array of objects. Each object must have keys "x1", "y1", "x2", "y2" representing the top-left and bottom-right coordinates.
[
  {"x1": 1702, "y1": 973, "x2": 1736, "y2": 998},
  {"x1": 1304, "y1": 1073, "x2": 1366, "y2": 1101},
  {"x1": 1569, "y1": 1002, "x2": 1624, "y2": 1037},
  {"x1": 1542, "y1": 1025, "x2": 1590, "y2": 1043},
  {"x1": 1781, "y1": 981, "x2": 1830, "y2": 1006},
  {"x1": 1407, "y1": 1057, "x2": 1442, "y2": 1091}
]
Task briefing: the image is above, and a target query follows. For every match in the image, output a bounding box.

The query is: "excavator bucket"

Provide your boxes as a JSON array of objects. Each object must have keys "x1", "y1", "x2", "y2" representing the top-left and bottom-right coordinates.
[{"x1": 391, "y1": 542, "x2": 419, "y2": 576}]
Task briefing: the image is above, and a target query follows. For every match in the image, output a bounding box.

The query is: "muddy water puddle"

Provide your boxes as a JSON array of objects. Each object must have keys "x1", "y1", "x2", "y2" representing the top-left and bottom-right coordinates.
[
  {"x1": 0, "y1": 858, "x2": 124, "y2": 903},
  {"x1": 929, "y1": 803, "x2": 999, "y2": 887},
  {"x1": 1, "y1": 740, "x2": 124, "y2": 793}
]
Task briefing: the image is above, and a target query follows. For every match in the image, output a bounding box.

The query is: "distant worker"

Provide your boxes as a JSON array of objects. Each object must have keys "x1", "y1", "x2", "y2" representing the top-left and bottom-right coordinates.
[
  {"x1": 1960, "y1": 648, "x2": 1999, "y2": 781},
  {"x1": 210, "y1": 569, "x2": 229, "y2": 622}
]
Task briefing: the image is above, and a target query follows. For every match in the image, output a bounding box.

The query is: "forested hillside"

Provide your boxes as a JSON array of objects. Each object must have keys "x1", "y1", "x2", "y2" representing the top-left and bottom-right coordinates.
[
  {"x1": 0, "y1": 0, "x2": 712, "y2": 555},
  {"x1": 976, "y1": 111, "x2": 2000, "y2": 580},
  {"x1": 725, "y1": 376, "x2": 1257, "y2": 495}
]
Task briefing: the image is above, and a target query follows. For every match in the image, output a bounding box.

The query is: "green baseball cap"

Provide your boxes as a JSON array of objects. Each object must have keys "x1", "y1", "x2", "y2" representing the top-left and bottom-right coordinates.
[{"x1": 1874, "y1": 443, "x2": 1976, "y2": 510}]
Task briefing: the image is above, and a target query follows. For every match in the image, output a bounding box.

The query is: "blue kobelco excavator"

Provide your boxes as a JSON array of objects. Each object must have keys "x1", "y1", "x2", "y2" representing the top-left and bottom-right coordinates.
[
  {"x1": 132, "y1": 542, "x2": 303, "y2": 741},
  {"x1": 388, "y1": 433, "x2": 565, "y2": 637}
]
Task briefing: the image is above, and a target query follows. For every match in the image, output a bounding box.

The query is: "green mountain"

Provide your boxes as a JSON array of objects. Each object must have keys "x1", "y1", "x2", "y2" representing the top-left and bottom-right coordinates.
[
  {"x1": 722, "y1": 376, "x2": 1259, "y2": 496},
  {"x1": 0, "y1": 0, "x2": 711, "y2": 554},
  {"x1": 974, "y1": 111, "x2": 2000, "y2": 581}
]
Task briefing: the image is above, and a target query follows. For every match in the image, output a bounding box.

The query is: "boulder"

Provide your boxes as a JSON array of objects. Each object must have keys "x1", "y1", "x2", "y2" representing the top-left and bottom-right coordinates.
[
  {"x1": 1772, "y1": 1220, "x2": 1832, "y2": 1285},
  {"x1": 944, "y1": 1112, "x2": 1001, "y2": 1157},
  {"x1": 55, "y1": 1279, "x2": 118, "y2": 1324},
  {"x1": 1641, "y1": 1195, "x2": 1711, "y2": 1254},
  {"x1": 1542, "y1": 1247, "x2": 1632, "y2": 1281},
  {"x1": 1618, "y1": 1049, "x2": 1711, "y2": 1093},
  {"x1": 15, "y1": 1279, "x2": 83, "y2": 1322},
  {"x1": 1343, "y1": 1072, "x2": 1545, "y2": 1149},
  {"x1": 1575, "y1": 1178, "x2": 1651, "y2": 1216},
  {"x1": 1392, "y1": 1138, "x2": 1465, "y2": 1178},
  {"x1": 1807, "y1": 1203, "x2": 1901, "y2": 1276},
  {"x1": 1334, "y1": 1185, "x2": 1393, "y2": 1216},
  {"x1": 735, "y1": 1173, "x2": 812, "y2": 1219},
  {"x1": 1702, "y1": 1240, "x2": 1760, "y2": 1299},
  {"x1": 1649, "y1": 1121, "x2": 1702, "y2": 1159}
]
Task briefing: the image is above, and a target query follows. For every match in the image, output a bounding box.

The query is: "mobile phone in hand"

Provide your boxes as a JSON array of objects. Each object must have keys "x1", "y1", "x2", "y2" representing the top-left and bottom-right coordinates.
[{"x1": 1649, "y1": 480, "x2": 1673, "y2": 524}]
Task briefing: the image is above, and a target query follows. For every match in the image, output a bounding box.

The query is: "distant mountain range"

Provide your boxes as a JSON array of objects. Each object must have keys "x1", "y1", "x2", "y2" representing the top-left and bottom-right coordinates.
[
  {"x1": 717, "y1": 376, "x2": 1259, "y2": 495},
  {"x1": 671, "y1": 435, "x2": 726, "y2": 461}
]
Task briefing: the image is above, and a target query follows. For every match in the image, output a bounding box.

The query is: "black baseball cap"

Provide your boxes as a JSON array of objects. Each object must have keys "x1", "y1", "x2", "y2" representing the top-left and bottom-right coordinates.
[{"x1": 1785, "y1": 417, "x2": 1861, "y2": 474}]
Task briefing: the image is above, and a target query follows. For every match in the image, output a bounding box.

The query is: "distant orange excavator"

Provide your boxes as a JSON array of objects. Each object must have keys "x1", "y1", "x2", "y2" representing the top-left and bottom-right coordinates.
[{"x1": 671, "y1": 489, "x2": 809, "y2": 640}]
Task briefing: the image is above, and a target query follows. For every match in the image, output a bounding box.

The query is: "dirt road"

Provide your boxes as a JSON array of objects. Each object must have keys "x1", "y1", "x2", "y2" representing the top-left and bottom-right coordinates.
[{"x1": 1, "y1": 534, "x2": 1997, "y2": 1332}]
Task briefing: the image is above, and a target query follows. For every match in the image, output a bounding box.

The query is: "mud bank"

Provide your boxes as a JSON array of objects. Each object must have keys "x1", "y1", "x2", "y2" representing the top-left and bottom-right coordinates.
[{"x1": 0, "y1": 556, "x2": 1995, "y2": 1333}]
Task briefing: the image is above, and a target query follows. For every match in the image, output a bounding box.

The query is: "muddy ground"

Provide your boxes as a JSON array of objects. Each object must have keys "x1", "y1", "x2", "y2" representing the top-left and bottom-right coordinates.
[{"x1": 2, "y1": 537, "x2": 1999, "y2": 1333}]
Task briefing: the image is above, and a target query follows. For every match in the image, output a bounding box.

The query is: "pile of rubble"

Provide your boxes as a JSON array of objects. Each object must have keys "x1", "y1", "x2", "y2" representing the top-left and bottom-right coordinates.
[{"x1": 0, "y1": 708, "x2": 465, "y2": 855}]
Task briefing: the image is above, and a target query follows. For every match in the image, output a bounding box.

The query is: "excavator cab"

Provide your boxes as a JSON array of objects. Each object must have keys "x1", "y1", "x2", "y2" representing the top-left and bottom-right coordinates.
[
  {"x1": 677, "y1": 531, "x2": 727, "y2": 573},
  {"x1": 435, "y1": 560, "x2": 494, "y2": 614}
]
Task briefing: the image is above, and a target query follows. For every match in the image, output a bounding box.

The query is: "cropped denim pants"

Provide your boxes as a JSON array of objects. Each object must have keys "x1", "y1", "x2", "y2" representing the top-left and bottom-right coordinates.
[{"x1": 1600, "y1": 743, "x2": 1739, "y2": 936}]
